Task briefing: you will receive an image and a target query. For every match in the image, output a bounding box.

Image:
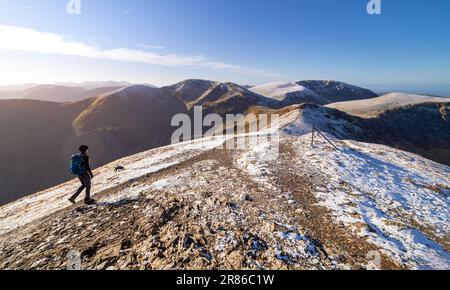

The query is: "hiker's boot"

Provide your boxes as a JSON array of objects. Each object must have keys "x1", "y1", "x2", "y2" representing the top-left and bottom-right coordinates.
[
  {"x1": 68, "y1": 197, "x2": 76, "y2": 204},
  {"x1": 84, "y1": 198, "x2": 96, "y2": 205}
]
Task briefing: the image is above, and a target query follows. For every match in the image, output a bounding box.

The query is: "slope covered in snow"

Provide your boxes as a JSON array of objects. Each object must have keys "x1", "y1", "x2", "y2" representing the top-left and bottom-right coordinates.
[
  {"x1": 250, "y1": 80, "x2": 378, "y2": 106},
  {"x1": 0, "y1": 109, "x2": 448, "y2": 270},
  {"x1": 279, "y1": 101, "x2": 450, "y2": 167},
  {"x1": 297, "y1": 80, "x2": 378, "y2": 103},
  {"x1": 327, "y1": 92, "x2": 450, "y2": 118},
  {"x1": 0, "y1": 136, "x2": 228, "y2": 236},
  {"x1": 250, "y1": 82, "x2": 326, "y2": 104},
  {"x1": 281, "y1": 134, "x2": 450, "y2": 269}
]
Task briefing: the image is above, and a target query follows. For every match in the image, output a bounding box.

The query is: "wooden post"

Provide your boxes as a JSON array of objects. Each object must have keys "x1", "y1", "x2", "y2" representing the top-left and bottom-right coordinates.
[{"x1": 311, "y1": 124, "x2": 315, "y2": 147}]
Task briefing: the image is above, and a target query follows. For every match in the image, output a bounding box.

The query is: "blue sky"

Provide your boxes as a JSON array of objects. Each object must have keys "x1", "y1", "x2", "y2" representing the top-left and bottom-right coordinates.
[{"x1": 0, "y1": 0, "x2": 449, "y2": 94}]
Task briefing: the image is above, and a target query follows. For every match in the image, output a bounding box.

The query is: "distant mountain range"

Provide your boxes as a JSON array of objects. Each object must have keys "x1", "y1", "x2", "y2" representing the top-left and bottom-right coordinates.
[
  {"x1": 0, "y1": 81, "x2": 132, "y2": 102},
  {"x1": 0, "y1": 81, "x2": 132, "y2": 92},
  {"x1": 0, "y1": 79, "x2": 448, "y2": 206}
]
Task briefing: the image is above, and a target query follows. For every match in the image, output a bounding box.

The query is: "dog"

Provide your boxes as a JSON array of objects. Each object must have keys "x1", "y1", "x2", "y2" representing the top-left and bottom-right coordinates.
[{"x1": 114, "y1": 166, "x2": 125, "y2": 172}]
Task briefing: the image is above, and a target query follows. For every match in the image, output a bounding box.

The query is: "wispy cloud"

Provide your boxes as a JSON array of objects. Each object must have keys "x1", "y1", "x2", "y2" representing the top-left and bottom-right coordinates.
[
  {"x1": 0, "y1": 25, "x2": 281, "y2": 78},
  {"x1": 136, "y1": 43, "x2": 165, "y2": 50},
  {"x1": 123, "y1": 9, "x2": 132, "y2": 15}
]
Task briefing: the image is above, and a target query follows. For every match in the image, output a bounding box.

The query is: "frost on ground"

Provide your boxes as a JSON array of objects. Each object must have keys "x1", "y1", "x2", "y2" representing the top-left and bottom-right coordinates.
[
  {"x1": 0, "y1": 111, "x2": 449, "y2": 270},
  {"x1": 0, "y1": 136, "x2": 227, "y2": 236},
  {"x1": 296, "y1": 136, "x2": 450, "y2": 269}
]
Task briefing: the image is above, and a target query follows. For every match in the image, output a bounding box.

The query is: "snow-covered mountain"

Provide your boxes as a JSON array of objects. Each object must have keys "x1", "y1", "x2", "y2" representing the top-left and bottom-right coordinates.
[
  {"x1": 297, "y1": 80, "x2": 378, "y2": 103},
  {"x1": 327, "y1": 92, "x2": 450, "y2": 118},
  {"x1": 163, "y1": 79, "x2": 219, "y2": 103},
  {"x1": 326, "y1": 93, "x2": 450, "y2": 165},
  {"x1": 250, "y1": 82, "x2": 329, "y2": 105},
  {"x1": 250, "y1": 80, "x2": 378, "y2": 106},
  {"x1": 164, "y1": 79, "x2": 275, "y2": 114},
  {"x1": 0, "y1": 107, "x2": 448, "y2": 270}
]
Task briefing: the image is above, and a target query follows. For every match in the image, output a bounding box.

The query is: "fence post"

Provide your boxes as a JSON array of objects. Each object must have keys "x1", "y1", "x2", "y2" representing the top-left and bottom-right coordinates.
[{"x1": 316, "y1": 128, "x2": 339, "y2": 151}]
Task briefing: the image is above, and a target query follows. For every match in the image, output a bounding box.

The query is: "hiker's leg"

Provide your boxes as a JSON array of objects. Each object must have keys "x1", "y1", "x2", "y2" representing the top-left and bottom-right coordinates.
[
  {"x1": 84, "y1": 175, "x2": 92, "y2": 201},
  {"x1": 70, "y1": 177, "x2": 86, "y2": 200}
]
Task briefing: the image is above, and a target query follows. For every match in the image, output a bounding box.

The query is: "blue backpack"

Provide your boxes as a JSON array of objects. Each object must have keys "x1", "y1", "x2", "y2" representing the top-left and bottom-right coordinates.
[{"x1": 70, "y1": 154, "x2": 86, "y2": 176}]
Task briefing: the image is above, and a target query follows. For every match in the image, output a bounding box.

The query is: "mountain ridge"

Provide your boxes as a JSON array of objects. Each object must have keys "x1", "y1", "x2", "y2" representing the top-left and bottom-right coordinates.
[
  {"x1": 250, "y1": 80, "x2": 378, "y2": 106},
  {"x1": 0, "y1": 79, "x2": 448, "y2": 206}
]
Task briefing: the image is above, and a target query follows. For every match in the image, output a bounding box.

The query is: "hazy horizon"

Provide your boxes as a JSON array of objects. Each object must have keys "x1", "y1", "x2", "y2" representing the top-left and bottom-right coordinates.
[{"x1": 1, "y1": 79, "x2": 449, "y2": 98}]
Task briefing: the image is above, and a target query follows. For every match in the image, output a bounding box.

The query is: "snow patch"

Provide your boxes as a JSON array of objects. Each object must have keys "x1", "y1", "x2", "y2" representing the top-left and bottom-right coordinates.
[{"x1": 293, "y1": 136, "x2": 450, "y2": 269}]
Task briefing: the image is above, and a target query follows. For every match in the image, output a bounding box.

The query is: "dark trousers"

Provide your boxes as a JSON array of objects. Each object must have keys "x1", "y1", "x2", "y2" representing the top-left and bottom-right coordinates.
[{"x1": 71, "y1": 173, "x2": 91, "y2": 201}]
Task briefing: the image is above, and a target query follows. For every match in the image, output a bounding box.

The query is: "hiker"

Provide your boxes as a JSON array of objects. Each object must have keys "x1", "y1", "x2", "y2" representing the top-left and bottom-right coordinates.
[{"x1": 69, "y1": 145, "x2": 96, "y2": 205}]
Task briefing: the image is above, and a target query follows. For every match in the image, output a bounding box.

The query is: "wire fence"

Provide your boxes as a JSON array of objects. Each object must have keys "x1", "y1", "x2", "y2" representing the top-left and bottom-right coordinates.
[{"x1": 311, "y1": 124, "x2": 339, "y2": 151}]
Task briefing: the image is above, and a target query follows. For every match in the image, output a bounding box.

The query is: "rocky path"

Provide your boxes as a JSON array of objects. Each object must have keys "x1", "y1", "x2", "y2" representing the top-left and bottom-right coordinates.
[{"x1": 0, "y1": 138, "x2": 402, "y2": 269}]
